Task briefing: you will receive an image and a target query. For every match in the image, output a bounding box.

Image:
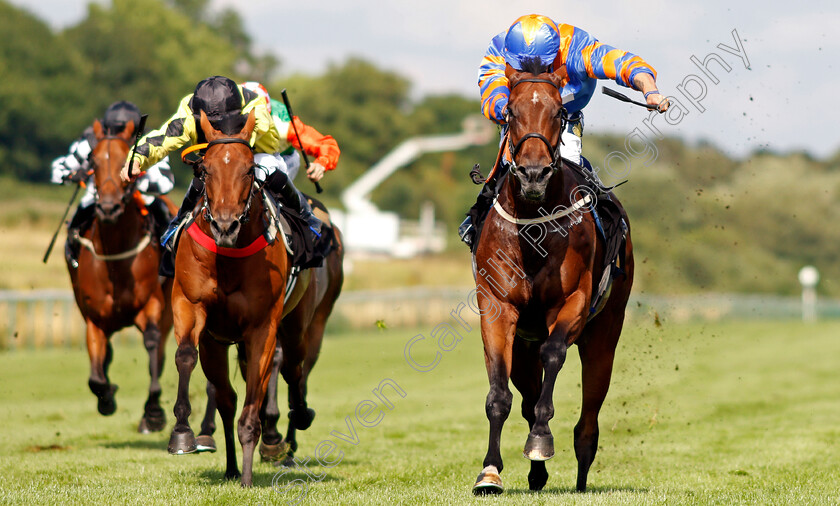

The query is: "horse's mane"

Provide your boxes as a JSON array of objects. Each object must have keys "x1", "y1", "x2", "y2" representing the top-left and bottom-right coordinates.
[{"x1": 517, "y1": 56, "x2": 551, "y2": 77}]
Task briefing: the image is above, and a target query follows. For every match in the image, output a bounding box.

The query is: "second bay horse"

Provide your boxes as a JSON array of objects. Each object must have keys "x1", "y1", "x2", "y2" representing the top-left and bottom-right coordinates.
[
  {"x1": 68, "y1": 118, "x2": 173, "y2": 432},
  {"x1": 167, "y1": 109, "x2": 324, "y2": 487}
]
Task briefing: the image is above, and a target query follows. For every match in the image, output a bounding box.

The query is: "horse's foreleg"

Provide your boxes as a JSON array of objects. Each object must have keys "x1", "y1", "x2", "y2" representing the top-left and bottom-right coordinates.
[
  {"x1": 279, "y1": 315, "x2": 327, "y2": 467},
  {"x1": 85, "y1": 319, "x2": 117, "y2": 416},
  {"x1": 473, "y1": 303, "x2": 517, "y2": 495},
  {"x1": 526, "y1": 290, "x2": 587, "y2": 462},
  {"x1": 239, "y1": 325, "x2": 277, "y2": 487},
  {"x1": 168, "y1": 297, "x2": 204, "y2": 455},
  {"x1": 140, "y1": 322, "x2": 166, "y2": 432},
  {"x1": 136, "y1": 291, "x2": 167, "y2": 432},
  {"x1": 280, "y1": 341, "x2": 315, "y2": 433},
  {"x1": 196, "y1": 382, "x2": 218, "y2": 452},
  {"x1": 510, "y1": 338, "x2": 548, "y2": 491},
  {"x1": 199, "y1": 336, "x2": 239, "y2": 480},
  {"x1": 259, "y1": 344, "x2": 287, "y2": 462}
]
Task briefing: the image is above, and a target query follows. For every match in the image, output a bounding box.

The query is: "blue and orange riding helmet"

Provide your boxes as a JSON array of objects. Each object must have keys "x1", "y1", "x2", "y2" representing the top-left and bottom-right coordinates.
[{"x1": 503, "y1": 14, "x2": 561, "y2": 71}]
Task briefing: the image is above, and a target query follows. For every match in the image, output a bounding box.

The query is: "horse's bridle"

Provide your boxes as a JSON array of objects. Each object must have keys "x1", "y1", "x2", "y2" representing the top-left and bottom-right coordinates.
[
  {"x1": 506, "y1": 78, "x2": 569, "y2": 174},
  {"x1": 92, "y1": 135, "x2": 137, "y2": 209},
  {"x1": 194, "y1": 137, "x2": 260, "y2": 227}
]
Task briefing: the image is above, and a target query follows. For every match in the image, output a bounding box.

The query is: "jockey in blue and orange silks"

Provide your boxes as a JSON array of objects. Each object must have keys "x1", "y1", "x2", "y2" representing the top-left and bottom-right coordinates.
[{"x1": 459, "y1": 14, "x2": 670, "y2": 247}]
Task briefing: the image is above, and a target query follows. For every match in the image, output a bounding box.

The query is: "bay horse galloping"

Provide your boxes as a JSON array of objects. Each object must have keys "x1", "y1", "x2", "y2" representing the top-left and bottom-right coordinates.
[
  {"x1": 167, "y1": 110, "x2": 324, "y2": 487},
  {"x1": 194, "y1": 206, "x2": 345, "y2": 467},
  {"x1": 471, "y1": 63, "x2": 634, "y2": 494},
  {"x1": 67, "y1": 119, "x2": 174, "y2": 432}
]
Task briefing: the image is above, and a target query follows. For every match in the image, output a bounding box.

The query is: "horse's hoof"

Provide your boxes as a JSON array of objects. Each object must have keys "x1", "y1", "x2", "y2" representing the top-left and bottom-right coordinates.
[
  {"x1": 224, "y1": 468, "x2": 241, "y2": 481},
  {"x1": 524, "y1": 434, "x2": 555, "y2": 461},
  {"x1": 195, "y1": 435, "x2": 217, "y2": 453},
  {"x1": 96, "y1": 385, "x2": 119, "y2": 416},
  {"x1": 138, "y1": 414, "x2": 166, "y2": 434},
  {"x1": 274, "y1": 454, "x2": 296, "y2": 468},
  {"x1": 260, "y1": 440, "x2": 290, "y2": 462},
  {"x1": 473, "y1": 465, "x2": 504, "y2": 495},
  {"x1": 289, "y1": 408, "x2": 315, "y2": 430},
  {"x1": 168, "y1": 430, "x2": 197, "y2": 455}
]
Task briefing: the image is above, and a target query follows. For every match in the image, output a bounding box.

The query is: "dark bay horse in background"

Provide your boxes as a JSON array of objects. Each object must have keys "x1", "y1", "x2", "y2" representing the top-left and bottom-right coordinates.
[
  {"x1": 471, "y1": 64, "x2": 634, "y2": 494},
  {"x1": 167, "y1": 110, "x2": 340, "y2": 487},
  {"x1": 67, "y1": 118, "x2": 174, "y2": 432}
]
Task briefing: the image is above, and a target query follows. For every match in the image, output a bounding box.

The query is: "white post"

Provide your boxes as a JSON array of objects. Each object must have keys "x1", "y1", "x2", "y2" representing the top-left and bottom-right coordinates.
[
  {"x1": 798, "y1": 266, "x2": 819, "y2": 323},
  {"x1": 419, "y1": 201, "x2": 435, "y2": 253}
]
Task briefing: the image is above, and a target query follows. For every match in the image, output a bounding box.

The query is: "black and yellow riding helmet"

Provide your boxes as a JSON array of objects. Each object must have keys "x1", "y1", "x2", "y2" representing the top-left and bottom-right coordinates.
[{"x1": 189, "y1": 76, "x2": 249, "y2": 137}]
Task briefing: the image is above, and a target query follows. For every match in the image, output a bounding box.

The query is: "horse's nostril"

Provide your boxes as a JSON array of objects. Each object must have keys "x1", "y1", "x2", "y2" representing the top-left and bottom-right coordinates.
[{"x1": 229, "y1": 220, "x2": 240, "y2": 235}]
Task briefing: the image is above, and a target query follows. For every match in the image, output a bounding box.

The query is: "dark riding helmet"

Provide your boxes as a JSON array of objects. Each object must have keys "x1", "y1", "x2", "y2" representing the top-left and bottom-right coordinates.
[
  {"x1": 103, "y1": 101, "x2": 142, "y2": 136},
  {"x1": 189, "y1": 76, "x2": 247, "y2": 134}
]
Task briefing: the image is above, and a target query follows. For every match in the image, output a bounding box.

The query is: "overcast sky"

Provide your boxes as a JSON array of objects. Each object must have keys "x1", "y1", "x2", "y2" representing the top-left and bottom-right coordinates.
[{"x1": 11, "y1": 0, "x2": 840, "y2": 158}]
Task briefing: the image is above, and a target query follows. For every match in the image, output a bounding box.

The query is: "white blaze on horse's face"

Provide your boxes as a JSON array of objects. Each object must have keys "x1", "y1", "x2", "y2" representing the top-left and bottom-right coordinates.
[
  {"x1": 531, "y1": 90, "x2": 540, "y2": 105},
  {"x1": 224, "y1": 152, "x2": 231, "y2": 165}
]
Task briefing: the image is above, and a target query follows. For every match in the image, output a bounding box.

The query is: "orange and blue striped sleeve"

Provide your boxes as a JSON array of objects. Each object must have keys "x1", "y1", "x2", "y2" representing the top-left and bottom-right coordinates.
[
  {"x1": 565, "y1": 26, "x2": 656, "y2": 90},
  {"x1": 477, "y1": 31, "x2": 510, "y2": 125}
]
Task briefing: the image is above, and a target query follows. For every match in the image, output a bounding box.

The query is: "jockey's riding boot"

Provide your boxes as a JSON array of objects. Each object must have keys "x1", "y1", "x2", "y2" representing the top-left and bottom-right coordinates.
[
  {"x1": 580, "y1": 156, "x2": 607, "y2": 190},
  {"x1": 460, "y1": 164, "x2": 507, "y2": 249},
  {"x1": 266, "y1": 171, "x2": 322, "y2": 238},
  {"x1": 146, "y1": 198, "x2": 173, "y2": 244},
  {"x1": 64, "y1": 204, "x2": 96, "y2": 268},
  {"x1": 159, "y1": 178, "x2": 203, "y2": 277},
  {"x1": 458, "y1": 217, "x2": 475, "y2": 247}
]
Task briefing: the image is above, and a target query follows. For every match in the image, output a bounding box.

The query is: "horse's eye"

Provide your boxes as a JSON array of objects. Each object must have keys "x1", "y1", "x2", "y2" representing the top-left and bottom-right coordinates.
[{"x1": 505, "y1": 107, "x2": 514, "y2": 121}]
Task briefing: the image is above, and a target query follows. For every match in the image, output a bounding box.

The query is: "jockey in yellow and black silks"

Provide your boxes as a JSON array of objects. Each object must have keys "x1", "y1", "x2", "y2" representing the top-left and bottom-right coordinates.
[{"x1": 120, "y1": 76, "x2": 324, "y2": 276}]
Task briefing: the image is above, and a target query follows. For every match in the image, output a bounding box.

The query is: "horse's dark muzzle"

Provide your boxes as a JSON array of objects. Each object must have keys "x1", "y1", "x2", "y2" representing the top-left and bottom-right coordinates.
[
  {"x1": 96, "y1": 201, "x2": 124, "y2": 224},
  {"x1": 517, "y1": 165, "x2": 553, "y2": 202},
  {"x1": 210, "y1": 216, "x2": 241, "y2": 247}
]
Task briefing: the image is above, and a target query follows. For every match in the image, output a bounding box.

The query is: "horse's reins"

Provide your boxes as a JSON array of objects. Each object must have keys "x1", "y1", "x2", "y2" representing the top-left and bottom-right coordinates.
[
  {"x1": 181, "y1": 138, "x2": 287, "y2": 259},
  {"x1": 493, "y1": 77, "x2": 595, "y2": 226},
  {"x1": 190, "y1": 138, "x2": 262, "y2": 227},
  {"x1": 96, "y1": 135, "x2": 138, "y2": 205},
  {"x1": 77, "y1": 134, "x2": 152, "y2": 261}
]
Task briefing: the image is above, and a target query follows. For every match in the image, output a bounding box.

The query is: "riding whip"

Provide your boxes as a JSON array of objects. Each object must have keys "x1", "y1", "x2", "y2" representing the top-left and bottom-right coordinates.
[
  {"x1": 280, "y1": 89, "x2": 323, "y2": 194},
  {"x1": 602, "y1": 87, "x2": 664, "y2": 111},
  {"x1": 43, "y1": 183, "x2": 83, "y2": 263},
  {"x1": 127, "y1": 114, "x2": 149, "y2": 182}
]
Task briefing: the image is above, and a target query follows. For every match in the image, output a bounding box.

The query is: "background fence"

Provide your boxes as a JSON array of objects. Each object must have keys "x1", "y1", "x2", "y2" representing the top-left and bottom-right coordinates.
[{"x1": 2, "y1": 288, "x2": 839, "y2": 351}]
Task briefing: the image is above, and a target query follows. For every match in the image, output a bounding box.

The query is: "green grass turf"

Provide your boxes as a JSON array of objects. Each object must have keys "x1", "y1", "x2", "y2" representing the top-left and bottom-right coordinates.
[{"x1": 0, "y1": 318, "x2": 838, "y2": 505}]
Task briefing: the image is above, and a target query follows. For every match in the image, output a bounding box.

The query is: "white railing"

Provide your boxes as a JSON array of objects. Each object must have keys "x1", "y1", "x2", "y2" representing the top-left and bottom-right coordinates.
[{"x1": 2, "y1": 289, "x2": 839, "y2": 350}]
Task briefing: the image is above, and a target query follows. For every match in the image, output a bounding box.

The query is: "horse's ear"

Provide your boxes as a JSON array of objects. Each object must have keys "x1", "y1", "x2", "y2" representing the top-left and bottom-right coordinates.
[
  {"x1": 505, "y1": 63, "x2": 520, "y2": 85},
  {"x1": 121, "y1": 120, "x2": 135, "y2": 142},
  {"x1": 239, "y1": 110, "x2": 256, "y2": 141},
  {"x1": 199, "y1": 110, "x2": 221, "y2": 142},
  {"x1": 551, "y1": 64, "x2": 568, "y2": 86},
  {"x1": 547, "y1": 70, "x2": 564, "y2": 89},
  {"x1": 92, "y1": 119, "x2": 104, "y2": 140}
]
